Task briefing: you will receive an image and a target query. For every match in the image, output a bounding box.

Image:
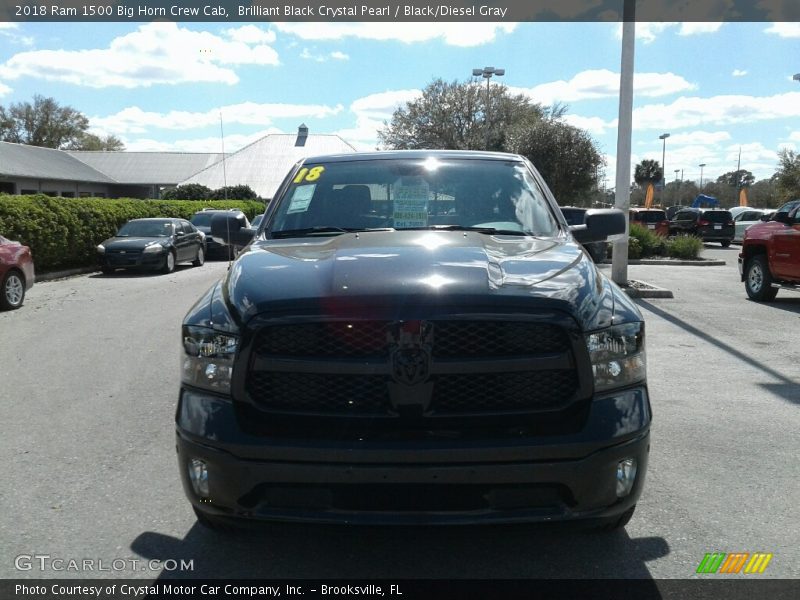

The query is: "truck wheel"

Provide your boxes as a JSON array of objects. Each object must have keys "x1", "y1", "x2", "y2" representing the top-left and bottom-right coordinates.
[
  {"x1": 745, "y1": 255, "x2": 778, "y2": 301},
  {"x1": 1, "y1": 270, "x2": 25, "y2": 310},
  {"x1": 721, "y1": 240, "x2": 731, "y2": 248}
]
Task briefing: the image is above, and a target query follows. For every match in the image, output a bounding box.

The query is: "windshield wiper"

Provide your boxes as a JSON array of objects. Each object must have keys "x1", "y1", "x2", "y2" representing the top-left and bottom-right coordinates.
[
  {"x1": 270, "y1": 226, "x2": 394, "y2": 239},
  {"x1": 404, "y1": 225, "x2": 529, "y2": 236}
]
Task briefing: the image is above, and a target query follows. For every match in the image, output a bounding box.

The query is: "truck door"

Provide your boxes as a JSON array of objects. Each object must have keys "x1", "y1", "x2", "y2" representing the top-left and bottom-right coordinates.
[{"x1": 771, "y1": 204, "x2": 800, "y2": 279}]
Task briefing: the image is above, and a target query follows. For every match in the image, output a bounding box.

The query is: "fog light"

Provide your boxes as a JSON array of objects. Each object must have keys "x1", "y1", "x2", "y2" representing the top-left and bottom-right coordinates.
[
  {"x1": 188, "y1": 459, "x2": 209, "y2": 497},
  {"x1": 616, "y1": 458, "x2": 637, "y2": 497}
]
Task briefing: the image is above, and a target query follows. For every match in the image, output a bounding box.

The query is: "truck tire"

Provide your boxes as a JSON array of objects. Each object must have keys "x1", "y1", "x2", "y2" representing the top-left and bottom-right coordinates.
[{"x1": 745, "y1": 255, "x2": 778, "y2": 301}]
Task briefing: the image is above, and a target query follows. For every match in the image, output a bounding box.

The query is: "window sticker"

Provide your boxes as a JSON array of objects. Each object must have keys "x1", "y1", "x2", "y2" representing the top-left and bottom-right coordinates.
[
  {"x1": 392, "y1": 176, "x2": 429, "y2": 228},
  {"x1": 292, "y1": 165, "x2": 325, "y2": 183},
  {"x1": 287, "y1": 184, "x2": 316, "y2": 214}
]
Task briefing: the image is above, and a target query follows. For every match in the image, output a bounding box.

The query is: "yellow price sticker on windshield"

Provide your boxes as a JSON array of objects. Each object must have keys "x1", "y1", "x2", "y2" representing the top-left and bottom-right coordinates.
[{"x1": 293, "y1": 166, "x2": 325, "y2": 183}]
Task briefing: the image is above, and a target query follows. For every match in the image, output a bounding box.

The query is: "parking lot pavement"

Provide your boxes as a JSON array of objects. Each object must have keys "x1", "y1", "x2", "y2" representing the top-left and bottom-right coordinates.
[{"x1": 1, "y1": 248, "x2": 798, "y2": 580}]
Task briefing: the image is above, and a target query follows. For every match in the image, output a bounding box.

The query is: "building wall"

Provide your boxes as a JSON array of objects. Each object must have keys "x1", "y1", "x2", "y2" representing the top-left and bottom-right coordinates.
[{"x1": 9, "y1": 178, "x2": 114, "y2": 198}]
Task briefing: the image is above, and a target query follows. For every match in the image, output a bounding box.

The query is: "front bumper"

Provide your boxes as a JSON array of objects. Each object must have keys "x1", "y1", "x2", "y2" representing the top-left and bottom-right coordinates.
[
  {"x1": 176, "y1": 386, "x2": 651, "y2": 525},
  {"x1": 99, "y1": 251, "x2": 166, "y2": 270}
]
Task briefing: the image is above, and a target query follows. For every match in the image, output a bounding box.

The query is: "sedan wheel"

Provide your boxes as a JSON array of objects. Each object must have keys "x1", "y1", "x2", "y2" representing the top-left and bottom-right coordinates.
[
  {"x1": 1, "y1": 271, "x2": 25, "y2": 310},
  {"x1": 192, "y1": 246, "x2": 205, "y2": 267},
  {"x1": 162, "y1": 250, "x2": 176, "y2": 274}
]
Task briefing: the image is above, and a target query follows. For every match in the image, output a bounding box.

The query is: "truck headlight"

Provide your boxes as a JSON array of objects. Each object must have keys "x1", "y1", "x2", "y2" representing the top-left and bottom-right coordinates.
[
  {"x1": 181, "y1": 325, "x2": 238, "y2": 393},
  {"x1": 585, "y1": 322, "x2": 646, "y2": 393}
]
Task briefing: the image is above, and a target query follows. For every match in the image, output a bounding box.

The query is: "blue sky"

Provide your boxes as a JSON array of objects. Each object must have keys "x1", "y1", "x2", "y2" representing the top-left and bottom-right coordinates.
[{"x1": 0, "y1": 21, "x2": 799, "y2": 191}]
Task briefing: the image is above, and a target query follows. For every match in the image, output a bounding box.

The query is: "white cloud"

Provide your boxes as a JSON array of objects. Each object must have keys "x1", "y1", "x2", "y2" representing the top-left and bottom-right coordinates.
[
  {"x1": 514, "y1": 69, "x2": 695, "y2": 105},
  {"x1": 122, "y1": 128, "x2": 284, "y2": 153},
  {"x1": 789, "y1": 132, "x2": 800, "y2": 142},
  {"x1": 732, "y1": 69, "x2": 748, "y2": 77},
  {"x1": 339, "y1": 89, "x2": 423, "y2": 148},
  {"x1": 561, "y1": 114, "x2": 616, "y2": 136},
  {"x1": 223, "y1": 25, "x2": 276, "y2": 45},
  {"x1": 678, "y1": 23, "x2": 724, "y2": 36},
  {"x1": 0, "y1": 22, "x2": 279, "y2": 89},
  {"x1": 632, "y1": 92, "x2": 800, "y2": 130},
  {"x1": 0, "y1": 81, "x2": 11, "y2": 96},
  {"x1": 661, "y1": 131, "x2": 732, "y2": 145},
  {"x1": 0, "y1": 23, "x2": 33, "y2": 46},
  {"x1": 764, "y1": 23, "x2": 800, "y2": 38},
  {"x1": 92, "y1": 102, "x2": 344, "y2": 134},
  {"x1": 274, "y1": 22, "x2": 517, "y2": 47},
  {"x1": 300, "y1": 48, "x2": 350, "y2": 62}
]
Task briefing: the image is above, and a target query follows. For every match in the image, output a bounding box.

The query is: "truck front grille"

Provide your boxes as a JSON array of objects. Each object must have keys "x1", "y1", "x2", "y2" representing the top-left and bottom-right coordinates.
[{"x1": 245, "y1": 318, "x2": 582, "y2": 419}]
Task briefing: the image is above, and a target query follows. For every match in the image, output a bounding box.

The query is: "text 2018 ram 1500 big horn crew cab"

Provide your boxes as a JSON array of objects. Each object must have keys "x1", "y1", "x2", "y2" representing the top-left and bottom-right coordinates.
[{"x1": 177, "y1": 150, "x2": 651, "y2": 530}]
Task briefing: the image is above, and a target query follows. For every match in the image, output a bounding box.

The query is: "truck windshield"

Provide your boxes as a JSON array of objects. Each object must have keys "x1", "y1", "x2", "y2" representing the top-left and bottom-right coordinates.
[{"x1": 268, "y1": 158, "x2": 560, "y2": 238}]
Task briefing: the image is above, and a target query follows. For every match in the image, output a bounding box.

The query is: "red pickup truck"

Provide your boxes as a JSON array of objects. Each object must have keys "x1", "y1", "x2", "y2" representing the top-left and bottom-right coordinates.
[{"x1": 739, "y1": 199, "x2": 800, "y2": 301}]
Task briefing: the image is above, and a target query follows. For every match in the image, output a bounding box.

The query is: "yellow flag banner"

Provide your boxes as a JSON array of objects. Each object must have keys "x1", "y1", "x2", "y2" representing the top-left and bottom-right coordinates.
[
  {"x1": 644, "y1": 183, "x2": 654, "y2": 209},
  {"x1": 739, "y1": 188, "x2": 748, "y2": 207}
]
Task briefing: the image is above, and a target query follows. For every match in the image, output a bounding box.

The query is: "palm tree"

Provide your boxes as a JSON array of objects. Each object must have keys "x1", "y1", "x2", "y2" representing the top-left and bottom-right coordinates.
[{"x1": 634, "y1": 159, "x2": 663, "y2": 188}]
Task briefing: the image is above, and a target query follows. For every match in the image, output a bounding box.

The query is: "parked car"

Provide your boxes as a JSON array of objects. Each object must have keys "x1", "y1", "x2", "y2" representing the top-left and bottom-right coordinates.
[
  {"x1": 739, "y1": 199, "x2": 800, "y2": 301},
  {"x1": 669, "y1": 208, "x2": 735, "y2": 246},
  {"x1": 733, "y1": 208, "x2": 769, "y2": 243},
  {"x1": 629, "y1": 208, "x2": 669, "y2": 236},
  {"x1": 97, "y1": 218, "x2": 205, "y2": 274},
  {"x1": 177, "y1": 150, "x2": 649, "y2": 532},
  {"x1": 0, "y1": 235, "x2": 34, "y2": 310},
  {"x1": 190, "y1": 209, "x2": 249, "y2": 260},
  {"x1": 666, "y1": 205, "x2": 688, "y2": 220},
  {"x1": 559, "y1": 206, "x2": 608, "y2": 262}
]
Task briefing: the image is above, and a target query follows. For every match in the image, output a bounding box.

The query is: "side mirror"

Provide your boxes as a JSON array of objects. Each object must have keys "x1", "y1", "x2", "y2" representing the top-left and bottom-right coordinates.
[
  {"x1": 210, "y1": 213, "x2": 255, "y2": 247},
  {"x1": 771, "y1": 212, "x2": 790, "y2": 224},
  {"x1": 570, "y1": 209, "x2": 626, "y2": 244}
]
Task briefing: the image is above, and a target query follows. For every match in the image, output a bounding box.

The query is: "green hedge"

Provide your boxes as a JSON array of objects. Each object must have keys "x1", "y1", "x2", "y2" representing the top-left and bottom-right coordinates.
[{"x1": 0, "y1": 194, "x2": 265, "y2": 272}]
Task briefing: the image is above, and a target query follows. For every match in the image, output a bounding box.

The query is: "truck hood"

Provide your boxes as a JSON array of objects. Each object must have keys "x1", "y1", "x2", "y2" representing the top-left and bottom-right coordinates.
[{"x1": 218, "y1": 231, "x2": 631, "y2": 331}]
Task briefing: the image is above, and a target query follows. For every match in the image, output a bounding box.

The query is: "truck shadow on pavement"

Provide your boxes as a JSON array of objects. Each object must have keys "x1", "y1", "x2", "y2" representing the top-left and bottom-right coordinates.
[
  {"x1": 130, "y1": 522, "x2": 668, "y2": 581},
  {"x1": 636, "y1": 299, "x2": 800, "y2": 405}
]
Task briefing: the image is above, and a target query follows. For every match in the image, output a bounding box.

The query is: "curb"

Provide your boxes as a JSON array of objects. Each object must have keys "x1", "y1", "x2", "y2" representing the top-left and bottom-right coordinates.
[
  {"x1": 621, "y1": 280, "x2": 674, "y2": 299},
  {"x1": 601, "y1": 259, "x2": 726, "y2": 266},
  {"x1": 35, "y1": 266, "x2": 99, "y2": 282}
]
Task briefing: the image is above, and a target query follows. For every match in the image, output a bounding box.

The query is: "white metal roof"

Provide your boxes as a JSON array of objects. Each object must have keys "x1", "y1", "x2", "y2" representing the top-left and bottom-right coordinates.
[
  {"x1": 69, "y1": 151, "x2": 224, "y2": 185},
  {"x1": 180, "y1": 133, "x2": 356, "y2": 198}
]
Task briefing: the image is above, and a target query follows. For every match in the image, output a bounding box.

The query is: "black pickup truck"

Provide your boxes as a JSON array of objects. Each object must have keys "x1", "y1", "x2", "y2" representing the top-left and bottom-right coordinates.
[{"x1": 177, "y1": 150, "x2": 650, "y2": 530}]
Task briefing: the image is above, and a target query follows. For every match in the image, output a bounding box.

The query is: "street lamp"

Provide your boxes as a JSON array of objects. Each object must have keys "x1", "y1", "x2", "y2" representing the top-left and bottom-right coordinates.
[
  {"x1": 659, "y1": 133, "x2": 670, "y2": 194},
  {"x1": 699, "y1": 163, "x2": 706, "y2": 189},
  {"x1": 473, "y1": 66, "x2": 505, "y2": 150}
]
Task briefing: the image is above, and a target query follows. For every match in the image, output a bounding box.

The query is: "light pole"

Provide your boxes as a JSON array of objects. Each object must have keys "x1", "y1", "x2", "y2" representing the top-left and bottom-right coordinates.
[
  {"x1": 473, "y1": 66, "x2": 504, "y2": 150},
  {"x1": 674, "y1": 169, "x2": 680, "y2": 203},
  {"x1": 659, "y1": 133, "x2": 670, "y2": 197},
  {"x1": 699, "y1": 163, "x2": 706, "y2": 189}
]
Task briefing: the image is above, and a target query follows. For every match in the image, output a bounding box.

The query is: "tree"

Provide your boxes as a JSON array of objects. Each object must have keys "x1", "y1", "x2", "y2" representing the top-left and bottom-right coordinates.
[
  {"x1": 774, "y1": 148, "x2": 800, "y2": 202},
  {"x1": 378, "y1": 78, "x2": 546, "y2": 151},
  {"x1": 633, "y1": 159, "x2": 663, "y2": 188},
  {"x1": 716, "y1": 169, "x2": 755, "y2": 189},
  {"x1": 161, "y1": 184, "x2": 212, "y2": 201},
  {"x1": 68, "y1": 132, "x2": 125, "y2": 151},
  {"x1": 0, "y1": 94, "x2": 89, "y2": 149},
  {"x1": 211, "y1": 184, "x2": 259, "y2": 200},
  {"x1": 506, "y1": 118, "x2": 604, "y2": 203}
]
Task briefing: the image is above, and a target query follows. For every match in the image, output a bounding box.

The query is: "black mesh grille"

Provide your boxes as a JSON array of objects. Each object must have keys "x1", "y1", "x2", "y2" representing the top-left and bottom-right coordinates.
[
  {"x1": 248, "y1": 372, "x2": 391, "y2": 415},
  {"x1": 253, "y1": 321, "x2": 569, "y2": 359},
  {"x1": 254, "y1": 322, "x2": 390, "y2": 358},
  {"x1": 432, "y1": 371, "x2": 578, "y2": 413}
]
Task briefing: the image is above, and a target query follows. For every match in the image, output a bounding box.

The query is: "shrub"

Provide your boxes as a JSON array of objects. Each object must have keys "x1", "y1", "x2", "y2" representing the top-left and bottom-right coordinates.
[
  {"x1": 161, "y1": 184, "x2": 213, "y2": 200},
  {"x1": 629, "y1": 223, "x2": 666, "y2": 257},
  {"x1": 666, "y1": 235, "x2": 703, "y2": 260},
  {"x1": 627, "y1": 237, "x2": 642, "y2": 259},
  {"x1": 0, "y1": 194, "x2": 264, "y2": 272},
  {"x1": 211, "y1": 184, "x2": 259, "y2": 200}
]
